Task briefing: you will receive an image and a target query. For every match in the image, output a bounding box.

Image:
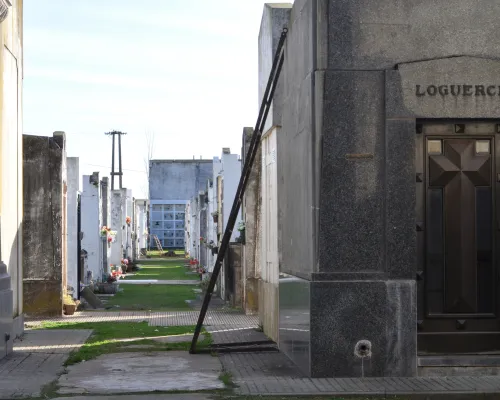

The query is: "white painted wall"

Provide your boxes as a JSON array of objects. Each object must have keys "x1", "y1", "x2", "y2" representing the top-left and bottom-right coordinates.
[
  {"x1": 184, "y1": 203, "x2": 191, "y2": 256},
  {"x1": 208, "y1": 159, "x2": 222, "y2": 272},
  {"x1": 125, "y1": 189, "x2": 133, "y2": 259},
  {"x1": 207, "y1": 157, "x2": 222, "y2": 272},
  {"x1": 188, "y1": 197, "x2": 199, "y2": 260},
  {"x1": 100, "y1": 178, "x2": 111, "y2": 274},
  {"x1": 206, "y1": 181, "x2": 215, "y2": 271},
  {"x1": 220, "y1": 152, "x2": 242, "y2": 242},
  {"x1": 261, "y1": 129, "x2": 279, "y2": 285},
  {"x1": 133, "y1": 199, "x2": 148, "y2": 257},
  {"x1": 81, "y1": 175, "x2": 103, "y2": 282},
  {"x1": 66, "y1": 157, "x2": 79, "y2": 294},
  {"x1": 0, "y1": 0, "x2": 24, "y2": 339},
  {"x1": 110, "y1": 190, "x2": 123, "y2": 266}
]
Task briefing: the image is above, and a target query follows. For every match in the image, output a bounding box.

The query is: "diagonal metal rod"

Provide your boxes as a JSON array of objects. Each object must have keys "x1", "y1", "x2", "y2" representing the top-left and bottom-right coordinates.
[{"x1": 190, "y1": 27, "x2": 288, "y2": 354}]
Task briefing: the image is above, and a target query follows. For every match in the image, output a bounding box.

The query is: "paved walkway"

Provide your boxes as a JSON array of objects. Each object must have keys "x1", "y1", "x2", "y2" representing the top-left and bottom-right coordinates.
[
  {"x1": 0, "y1": 329, "x2": 91, "y2": 399},
  {"x1": 57, "y1": 351, "x2": 225, "y2": 395},
  {"x1": 13, "y1": 312, "x2": 500, "y2": 397},
  {"x1": 210, "y1": 327, "x2": 500, "y2": 397},
  {"x1": 57, "y1": 396, "x2": 215, "y2": 400},
  {"x1": 25, "y1": 310, "x2": 259, "y2": 328}
]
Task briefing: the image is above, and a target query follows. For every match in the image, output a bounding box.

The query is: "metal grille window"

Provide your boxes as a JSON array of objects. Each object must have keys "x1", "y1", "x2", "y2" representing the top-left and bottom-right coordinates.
[{"x1": 150, "y1": 203, "x2": 185, "y2": 248}]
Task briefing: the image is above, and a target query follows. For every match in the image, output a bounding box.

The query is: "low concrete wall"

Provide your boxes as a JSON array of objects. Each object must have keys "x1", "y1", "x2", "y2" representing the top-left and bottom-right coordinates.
[{"x1": 23, "y1": 133, "x2": 65, "y2": 317}]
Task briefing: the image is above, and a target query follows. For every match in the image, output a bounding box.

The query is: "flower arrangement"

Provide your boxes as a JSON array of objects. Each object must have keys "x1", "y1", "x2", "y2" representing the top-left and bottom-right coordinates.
[
  {"x1": 126, "y1": 216, "x2": 131, "y2": 225},
  {"x1": 198, "y1": 265, "x2": 207, "y2": 275},
  {"x1": 107, "y1": 274, "x2": 117, "y2": 283},
  {"x1": 237, "y1": 221, "x2": 246, "y2": 232},
  {"x1": 107, "y1": 268, "x2": 122, "y2": 283},
  {"x1": 101, "y1": 226, "x2": 117, "y2": 247},
  {"x1": 121, "y1": 258, "x2": 129, "y2": 273}
]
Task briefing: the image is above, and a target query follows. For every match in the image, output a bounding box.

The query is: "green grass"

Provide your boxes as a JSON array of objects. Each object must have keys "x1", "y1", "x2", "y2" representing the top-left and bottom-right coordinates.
[
  {"x1": 104, "y1": 284, "x2": 198, "y2": 311},
  {"x1": 146, "y1": 249, "x2": 186, "y2": 258},
  {"x1": 128, "y1": 259, "x2": 198, "y2": 281},
  {"x1": 219, "y1": 371, "x2": 234, "y2": 388},
  {"x1": 39, "y1": 321, "x2": 210, "y2": 365}
]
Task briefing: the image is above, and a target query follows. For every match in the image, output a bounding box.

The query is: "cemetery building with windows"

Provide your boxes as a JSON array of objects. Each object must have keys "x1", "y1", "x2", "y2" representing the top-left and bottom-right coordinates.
[{"x1": 148, "y1": 159, "x2": 213, "y2": 249}]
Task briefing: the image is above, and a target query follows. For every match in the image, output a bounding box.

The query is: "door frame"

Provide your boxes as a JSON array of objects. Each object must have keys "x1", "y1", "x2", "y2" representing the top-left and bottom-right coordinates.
[{"x1": 416, "y1": 119, "x2": 500, "y2": 354}]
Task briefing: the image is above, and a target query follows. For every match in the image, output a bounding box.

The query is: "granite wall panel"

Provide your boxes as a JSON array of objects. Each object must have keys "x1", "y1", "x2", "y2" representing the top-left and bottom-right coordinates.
[{"x1": 318, "y1": 71, "x2": 385, "y2": 273}]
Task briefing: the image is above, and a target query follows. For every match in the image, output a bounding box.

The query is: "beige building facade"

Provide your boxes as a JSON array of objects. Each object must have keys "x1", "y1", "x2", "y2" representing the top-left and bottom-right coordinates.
[{"x1": 0, "y1": 0, "x2": 24, "y2": 359}]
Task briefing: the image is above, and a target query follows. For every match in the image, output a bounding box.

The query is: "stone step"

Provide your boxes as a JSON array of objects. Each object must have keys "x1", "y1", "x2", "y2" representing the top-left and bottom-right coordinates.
[{"x1": 418, "y1": 355, "x2": 500, "y2": 377}]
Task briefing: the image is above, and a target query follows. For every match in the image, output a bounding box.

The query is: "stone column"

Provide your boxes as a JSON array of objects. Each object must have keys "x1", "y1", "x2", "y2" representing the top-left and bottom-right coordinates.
[
  {"x1": 101, "y1": 178, "x2": 110, "y2": 274},
  {"x1": 23, "y1": 133, "x2": 65, "y2": 316},
  {"x1": 241, "y1": 127, "x2": 260, "y2": 315},
  {"x1": 81, "y1": 173, "x2": 102, "y2": 282},
  {"x1": 276, "y1": 0, "x2": 437, "y2": 378},
  {"x1": 258, "y1": 3, "x2": 292, "y2": 342},
  {"x1": 53, "y1": 132, "x2": 68, "y2": 301},
  {"x1": 66, "y1": 157, "x2": 80, "y2": 296},
  {"x1": 125, "y1": 189, "x2": 133, "y2": 259},
  {"x1": 110, "y1": 190, "x2": 123, "y2": 267},
  {"x1": 199, "y1": 191, "x2": 207, "y2": 267},
  {"x1": 136, "y1": 200, "x2": 147, "y2": 257}
]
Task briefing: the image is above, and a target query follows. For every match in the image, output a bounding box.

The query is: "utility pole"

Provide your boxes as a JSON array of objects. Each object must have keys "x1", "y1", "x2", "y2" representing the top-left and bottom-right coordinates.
[{"x1": 105, "y1": 130, "x2": 127, "y2": 190}]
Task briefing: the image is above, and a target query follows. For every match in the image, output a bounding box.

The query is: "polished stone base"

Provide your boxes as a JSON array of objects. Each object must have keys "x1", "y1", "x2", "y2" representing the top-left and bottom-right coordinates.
[
  {"x1": 259, "y1": 280, "x2": 279, "y2": 342},
  {"x1": 279, "y1": 275, "x2": 417, "y2": 378},
  {"x1": 279, "y1": 274, "x2": 311, "y2": 375}
]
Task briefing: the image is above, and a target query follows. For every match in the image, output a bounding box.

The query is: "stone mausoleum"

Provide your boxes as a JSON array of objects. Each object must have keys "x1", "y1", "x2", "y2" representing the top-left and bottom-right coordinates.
[
  {"x1": 149, "y1": 160, "x2": 212, "y2": 249},
  {"x1": 277, "y1": 0, "x2": 500, "y2": 378}
]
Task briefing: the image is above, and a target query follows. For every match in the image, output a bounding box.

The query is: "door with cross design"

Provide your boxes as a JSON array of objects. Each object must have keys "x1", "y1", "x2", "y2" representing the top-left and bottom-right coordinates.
[{"x1": 416, "y1": 122, "x2": 500, "y2": 353}]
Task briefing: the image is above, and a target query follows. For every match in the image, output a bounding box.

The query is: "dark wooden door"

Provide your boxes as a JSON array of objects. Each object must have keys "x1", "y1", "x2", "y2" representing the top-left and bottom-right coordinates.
[{"x1": 417, "y1": 122, "x2": 500, "y2": 354}]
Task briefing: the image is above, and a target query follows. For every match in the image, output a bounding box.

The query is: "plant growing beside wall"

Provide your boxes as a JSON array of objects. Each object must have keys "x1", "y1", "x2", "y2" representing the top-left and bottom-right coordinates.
[
  {"x1": 63, "y1": 294, "x2": 77, "y2": 315},
  {"x1": 236, "y1": 221, "x2": 246, "y2": 244},
  {"x1": 200, "y1": 273, "x2": 212, "y2": 293}
]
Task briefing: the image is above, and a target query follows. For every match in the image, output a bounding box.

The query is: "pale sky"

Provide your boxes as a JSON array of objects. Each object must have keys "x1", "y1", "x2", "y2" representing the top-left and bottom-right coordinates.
[{"x1": 23, "y1": 0, "x2": 293, "y2": 198}]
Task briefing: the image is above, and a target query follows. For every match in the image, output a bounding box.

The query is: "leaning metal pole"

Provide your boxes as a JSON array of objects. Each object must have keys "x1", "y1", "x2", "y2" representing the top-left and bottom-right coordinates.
[{"x1": 190, "y1": 27, "x2": 288, "y2": 354}]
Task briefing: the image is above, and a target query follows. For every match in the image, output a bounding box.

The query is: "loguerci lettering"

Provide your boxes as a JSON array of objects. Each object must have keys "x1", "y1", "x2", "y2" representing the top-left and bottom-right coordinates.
[{"x1": 416, "y1": 84, "x2": 500, "y2": 97}]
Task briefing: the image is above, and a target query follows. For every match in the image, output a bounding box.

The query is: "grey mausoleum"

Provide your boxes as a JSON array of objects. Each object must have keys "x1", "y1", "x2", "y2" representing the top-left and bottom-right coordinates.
[
  {"x1": 277, "y1": 0, "x2": 500, "y2": 378},
  {"x1": 149, "y1": 160, "x2": 212, "y2": 248}
]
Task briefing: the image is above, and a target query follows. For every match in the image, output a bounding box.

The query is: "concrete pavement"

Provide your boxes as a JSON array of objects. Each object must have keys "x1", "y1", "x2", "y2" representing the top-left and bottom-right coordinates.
[
  {"x1": 57, "y1": 351, "x2": 225, "y2": 395},
  {"x1": 0, "y1": 329, "x2": 92, "y2": 399}
]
